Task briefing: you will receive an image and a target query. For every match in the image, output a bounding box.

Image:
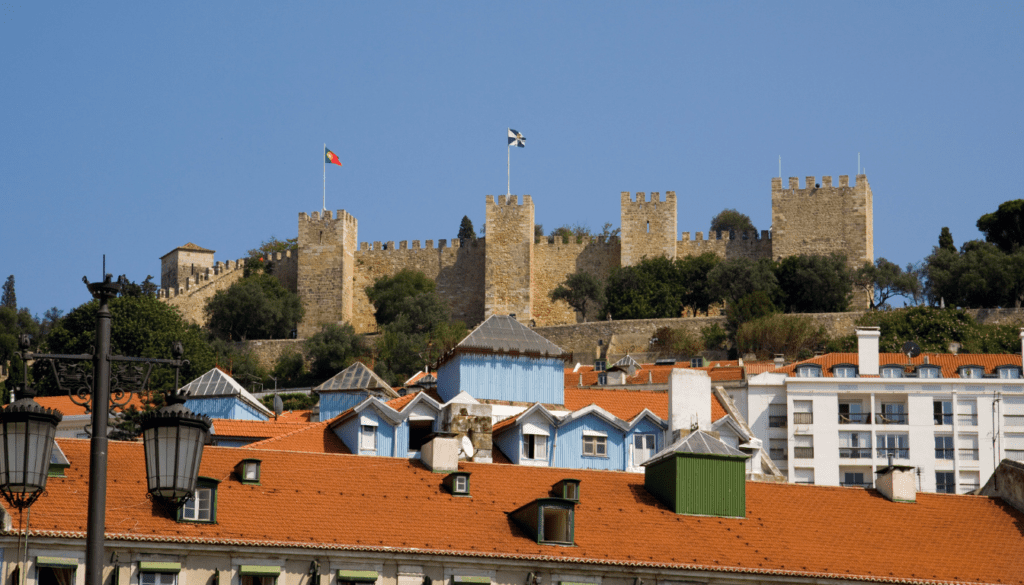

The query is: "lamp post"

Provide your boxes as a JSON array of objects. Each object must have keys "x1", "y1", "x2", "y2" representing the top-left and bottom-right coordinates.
[{"x1": 3, "y1": 274, "x2": 211, "y2": 585}]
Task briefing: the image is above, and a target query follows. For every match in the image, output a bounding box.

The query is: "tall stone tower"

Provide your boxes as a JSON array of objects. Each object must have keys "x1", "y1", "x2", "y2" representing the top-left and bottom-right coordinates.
[
  {"x1": 160, "y1": 243, "x2": 215, "y2": 290},
  {"x1": 620, "y1": 191, "x2": 677, "y2": 266},
  {"x1": 484, "y1": 194, "x2": 534, "y2": 322},
  {"x1": 296, "y1": 209, "x2": 358, "y2": 337}
]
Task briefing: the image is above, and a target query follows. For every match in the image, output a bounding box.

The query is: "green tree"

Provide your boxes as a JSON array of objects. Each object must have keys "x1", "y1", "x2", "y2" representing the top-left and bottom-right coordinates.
[
  {"x1": 534, "y1": 224, "x2": 544, "y2": 241},
  {"x1": 708, "y1": 257, "x2": 780, "y2": 304},
  {"x1": 206, "y1": 274, "x2": 304, "y2": 340},
  {"x1": 271, "y1": 351, "x2": 312, "y2": 388},
  {"x1": 735, "y1": 313, "x2": 828, "y2": 360},
  {"x1": 776, "y1": 254, "x2": 852, "y2": 313},
  {"x1": 710, "y1": 209, "x2": 756, "y2": 235},
  {"x1": 650, "y1": 326, "x2": 703, "y2": 357},
  {"x1": 924, "y1": 240, "x2": 1024, "y2": 308},
  {"x1": 260, "y1": 392, "x2": 317, "y2": 412},
  {"x1": 208, "y1": 338, "x2": 269, "y2": 390},
  {"x1": 39, "y1": 293, "x2": 214, "y2": 395},
  {"x1": 458, "y1": 216, "x2": 477, "y2": 242},
  {"x1": 854, "y1": 306, "x2": 1020, "y2": 354},
  {"x1": 365, "y1": 269, "x2": 448, "y2": 332},
  {"x1": 549, "y1": 272, "x2": 605, "y2": 321},
  {"x1": 855, "y1": 258, "x2": 921, "y2": 309},
  {"x1": 306, "y1": 323, "x2": 367, "y2": 380},
  {"x1": 938, "y1": 227, "x2": 955, "y2": 253},
  {"x1": 1, "y1": 275, "x2": 15, "y2": 309},
  {"x1": 726, "y1": 290, "x2": 779, "y2": 335},
  {"x1": 245, "y1": 236, "x2": 298, "y2": 277},
  {"x1": 600, "y1": 222, "x2": 621, "y2": 238},
  {"x1": 0, "y1": 306, "x2": 41, "y2": 399},
  {"x1": 977, "y1": 199, "x2": 1024, "y2": 253},
  {"x1": 603, "y1": 256, "x2": 686, "y2": 319},
  {"x1": 550, "y1": 223, "x2": 591, "y2": 244},
  {"x1": 677, "y1": 253, "x2": 722, "y2": 316}
]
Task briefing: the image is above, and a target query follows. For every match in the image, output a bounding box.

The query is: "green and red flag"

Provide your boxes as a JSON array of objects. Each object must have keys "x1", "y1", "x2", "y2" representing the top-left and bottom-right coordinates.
[{"x1": 325, "y1": 147, "x2": 342, "y2": 166}]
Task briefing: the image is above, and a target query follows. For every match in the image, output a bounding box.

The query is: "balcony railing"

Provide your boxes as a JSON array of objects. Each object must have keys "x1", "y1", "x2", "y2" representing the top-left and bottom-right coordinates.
[
  {"x1": 877, "y1": 447, "x2": 910, "y2": 459},
  {"x1": 840, "y1": 482, "x2": 872, "y2": 488},
  {"x1": 838, "y1": 413, "x2": 870, "y2": 424},
  {"x1": 793, "y1": 447, "x2": 815, "y2": 459},
  {"x1": 793, "y1": 413, "x2": 813, "y2": 425},
  {"x1": 958, "y1": 414, "x2": 978, "y2": 426},
  {"x1": 839, "y1": 448, "x2": 872, "y2": 459},
  {"x1": 958, "y1": 449, "x2": 979, "y2": 461},
  {"x1": 768, "y1": 415, "x2": 787, "y2": 428},
  {"x1": 933, "y1": 413, "x2": 953, "y2": 425},
  {"x1": 934, "y1": 449, "x2": 954, "y2": 460},
  {"x1": 876, "y1": 412, "x2": 908, "y2": 425},
  {"x1": 769, "y1": 448, "x2": 787, "y2": 460}
]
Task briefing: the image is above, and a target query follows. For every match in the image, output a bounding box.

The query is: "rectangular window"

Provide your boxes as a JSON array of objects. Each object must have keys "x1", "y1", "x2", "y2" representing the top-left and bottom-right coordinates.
[
  {"x1": 594, "y1": 360, "x2": 606, "y2": 372},
  {"x1": 360, "y1": 425, "x2": 377, "y2": 451},
  {"x1": 934, "y1": 435, "x2": 953, "y2": 460},
  {"x1": 793, "y1": 435, "x2": 814, "y2": 459},
  {"x1": 958, "y1": 434, "x2": 979, "y2": 461},
  {"x1": 582, "y1": 436, "x2": 607, "y2": 457},
  {"x1": 182, "y1": 488, "x2": 212, "y2": 522},
  {"x1": 878, "y1": 403, "x2": 907, "y2": 425},
  {"x1": 768, "y1": 404, "x2": 787, "y2": 428},
  {"x1": 936, "y1": 472, "x2": 955, "y2": 494},
  {"x1": 408, "y1": 419, "x2": 433, "y2": 452},
  {"x1": 834, "y1": 366, "x2": 856, "y2": 378},
  {"x1": 454, "y1": 475, "x2": 468, "y2": 493},
  {"x1": 522, "y1": 434, "x2": 547, "y2": 460},
  {"x1": 242, "y1": 577, "x2": 276, "y2": 585},
  {"x1": 933, "y1": 400, "x2": 952, "y2": 425},
  {"x1": 541, "y1": 506, "x2": 572, "y2": 543},
  {"x1": 843, "y1": 472, "x2": 867, "y2": 487},
  {"x1": 999, "y1": 367, "x2": 1021, "y2": 379},
  {"x1": 958, "y1": 400, "x2": 978, "y2": 426},
  {"x1": 141, "y1": 574, "x2": 177, "y2": 585},
  {"x1": 632, "y1": 434, "x2": 656, "y2": 465},
  {"x1": 792, "y1": 400, "x2": 813, "y2": 425},
  {"x1": 838, "y1": 402, "x2": 866, "y2": 424},
  {"x1": 839, "y1": 432, "x2": 870, "y2": 458},
  {"x1": 960, "y1": 470, "x2": 980, "y2": 493},
  {"x1": 769, "y1": 439, "x2": 787, "y2": 460},
  {"x1": 876, "y1": 433, "x2": 910, "y2": 459},
  {"x1": 792, "y1": 468, "x2": 814, "y2": 484},
  {"x1": 597, "y1": 373, "x2": 607, "y2": 385}
]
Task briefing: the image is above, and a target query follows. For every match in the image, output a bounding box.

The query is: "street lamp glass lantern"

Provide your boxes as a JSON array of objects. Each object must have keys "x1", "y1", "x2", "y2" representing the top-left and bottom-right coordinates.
[
  {"x1": 0, "y1": 397, "x2": 63, "y2": 508},
  {"x1": 140, "y1": 398, "x2": 211, "y2": 502}
]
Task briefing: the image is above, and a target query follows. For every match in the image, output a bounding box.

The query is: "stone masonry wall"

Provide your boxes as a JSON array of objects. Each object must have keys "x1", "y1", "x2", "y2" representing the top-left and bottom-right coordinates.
[
  {"x1": 531, "y1": 236, "x2": 621, "y2": 326},
  {"x1": 352, "y1": 239, "x2": 486, "y2": 333},
  {"x1": 620, "y1": 191, "x2": 677, "y2": 266},
  {"x1": 297, "y1": 209, "x2": 357, "y2": 337},
  {"x1": 159, "y1": 259, "x2": 248, "y2": 324},
  {"x1": 677, "y1": 230, "x2": 773, "y2": 260},
  {"x1": 485, "y1": 195, "x2": 534, "y2": 322},
  {"x1": 161, "y1": 249, "x2": 215, "y2": 290}
]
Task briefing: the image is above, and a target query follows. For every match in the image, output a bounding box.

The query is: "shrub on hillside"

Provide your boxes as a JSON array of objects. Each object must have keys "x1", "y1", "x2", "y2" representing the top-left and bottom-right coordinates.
[{"x1": 735, "y1": 314, "x2": 828, "y2": 360}]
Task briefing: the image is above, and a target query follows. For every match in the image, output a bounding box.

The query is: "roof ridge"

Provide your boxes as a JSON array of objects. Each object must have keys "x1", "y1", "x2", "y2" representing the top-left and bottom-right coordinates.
[{"x1": 242, "y1": 420, "x2": 330, "y2": 449}]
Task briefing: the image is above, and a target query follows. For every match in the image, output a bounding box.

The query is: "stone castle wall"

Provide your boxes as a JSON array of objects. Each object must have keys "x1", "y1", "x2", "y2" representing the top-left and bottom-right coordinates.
[
  {"x1": 296, "y1": 210, "x2": 357, "y2": 337},
  {"x1": 485, "y1": 195, "x2": 535, "y2": 320},
  {"x1": 531, "y1": 235, "x2": 621, "y2": 326},
  {"x1": 352, "y1": 238, "x2": 486, "y2": 333},
  {"x1": 620, "y1": 191, "x2": 677, "y2": 265},
  {"x1": 677, "y1": 230, "x2": 773, "y2": 260}
]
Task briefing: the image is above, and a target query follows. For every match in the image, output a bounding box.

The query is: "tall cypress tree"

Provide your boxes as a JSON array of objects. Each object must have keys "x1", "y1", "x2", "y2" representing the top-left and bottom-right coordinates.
[
  {"x1": 1, "y1": 275, "x2": 15, "y2": 309},
  {"x1": 458, "y1": 216, "x2": 476, "y2": 241}
]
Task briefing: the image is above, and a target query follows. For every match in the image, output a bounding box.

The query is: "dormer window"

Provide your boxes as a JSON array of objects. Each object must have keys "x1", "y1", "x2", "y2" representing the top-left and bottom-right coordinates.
[
  {"x1": 880, "y1": 365, "x2": 903, "y2": 378},
  {"x1": 795, "y1": 365, "x2": 822, "y2": 378},
  {"x1": 444, "y1": 471, "x2": 471, "y2": 496},
  {"x1": 510, "y1": 498, "x2": 575, "y2": 545},
  {"x1": 554, "y1": 479, "x2": 580, "y2": 501},
  {"x1": 594, "y1": 359, "x2": 607, "y2": 372},
  {"x1": 917, "y1": 365, "x2": 941, "y2": 379},
  {"x1": 997, "y1": 366, "x2": 1022, "y2": 379},
  {"x1": 179, "y1": 478, "x2": 218, "y2": 523},
  {"x1": 237, "y1": 459, "x2": 261, "y2": 484},
  {"x1": 832, "y1": 364, "x2": 857, "y2": 378},
  {"x1": 958, "y1": 366, "x2": 984, "y2": 379}
]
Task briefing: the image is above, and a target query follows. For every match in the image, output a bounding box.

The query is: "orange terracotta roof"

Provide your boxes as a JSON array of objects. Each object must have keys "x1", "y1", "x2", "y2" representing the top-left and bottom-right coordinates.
[
  {"x1": 211, "y1": 419, "x2": 312, "y2": 440},
  {"x1": 275, "y1": 410, "x2": 314, "y2": 423},
  {"x1": 35, "y1": 394, "x2": 147, "y2": 416},
  {"x1": 24, "y1": 439, "x2": 1024, "y2": 585},
  {"x1": 242, "y1": 421, "x2": 350, "y2": 454},
  {"x1": 743, "y1": 361, "x2": 781, "y2": 375},
  {"x1": 711, "y1": 394, "x2": 728, "y2": 422},
  {"x1": 385, "y1": 392, "x2": 421, "y2": 411},
  {"x1": 564, "y1": 388, "x2": 667, "y2": 420},
  {"x1": 779, "y1": 353, "x2": 1023, "y2": 378},
  {"x1": 566, "y1": 363, "x2": 744, "y2": 388}
]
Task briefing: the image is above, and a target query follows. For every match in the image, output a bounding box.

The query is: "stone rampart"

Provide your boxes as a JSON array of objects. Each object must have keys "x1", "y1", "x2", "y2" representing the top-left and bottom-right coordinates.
[
  {"x1": 677, "y1": 230, "x2": 772, "y2": 260},
  {"x1": 158, "y1": 258, "x2": 249, "y2": 324},
  {"x1": 485, "y1": 194, "x2": 534, "y2": 321},
  {"x1": 235, "y1": 339, "x2": 308, "y2": 372},
  {"x1": 620, "y1": 191, "x2": 677, "y2": 265},
  {"x1": 352, "y1": 238, "x2": 486, "y2": 333},
  {"x1": 531, "y1": 236, "x2": 621, "y2": 326}
]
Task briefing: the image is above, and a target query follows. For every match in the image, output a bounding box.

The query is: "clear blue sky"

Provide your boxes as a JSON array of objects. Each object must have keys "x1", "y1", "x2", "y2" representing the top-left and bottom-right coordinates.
[{"x1": 2, "y1": 2, "x2": 1022, "y2": 317}]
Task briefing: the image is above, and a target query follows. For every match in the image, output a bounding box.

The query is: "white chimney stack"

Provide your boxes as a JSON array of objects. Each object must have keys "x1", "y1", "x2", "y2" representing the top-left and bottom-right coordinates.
[
  {"x1": 856, "y1": 327, "x2": 880, "y2": 376},
  {"x1": 669, "y1": 369, "x2": 712, "y2": 440},
  {"x1": 875, "y1": 462, "x2": 917, "y2": 503},
  {"x1": 1019, "y1": 328, "x2": 1024, "y2": 365}
]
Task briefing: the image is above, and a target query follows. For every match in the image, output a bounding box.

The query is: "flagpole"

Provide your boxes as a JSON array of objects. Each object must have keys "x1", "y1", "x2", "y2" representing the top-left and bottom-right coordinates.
[
  {"x1": 323, "y1": 143, "x2": 327, "y2": 212},
  {"x1": 507, "y1": 143, "x2": 511, "y2": 197}
]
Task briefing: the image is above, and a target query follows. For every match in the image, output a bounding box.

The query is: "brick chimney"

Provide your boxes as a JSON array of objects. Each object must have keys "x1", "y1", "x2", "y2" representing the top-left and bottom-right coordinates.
[{"x1": 856, "y1": 327, "x2": 880, "y2": 376}]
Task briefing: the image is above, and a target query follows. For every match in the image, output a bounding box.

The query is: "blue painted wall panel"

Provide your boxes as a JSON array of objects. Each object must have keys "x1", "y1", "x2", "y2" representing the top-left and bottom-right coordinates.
[
  {"x1": 625, "y1": 418, "x2": 666, "y2": 468},
  {"x1": 188, "y1": 397, "x2": 267, "y2": 421},
  {"x1": 335, "y1": 418, "x2": 359, "y2": 454},
  {"x1": 319, "y1": 392, "x2": 371, "y2": 421},
  {"x1": 552, "y1": 415, "x2": 625, "y2": 471},
  {"x1": 230, "y1": 400, "x2": 268, "y2": 421},
  {"x1": 493, "y1": 428, "x2": 522, "y2": 465},
  {"x1": 441, "y1": 354, "x2": 563, "y2": 404}
]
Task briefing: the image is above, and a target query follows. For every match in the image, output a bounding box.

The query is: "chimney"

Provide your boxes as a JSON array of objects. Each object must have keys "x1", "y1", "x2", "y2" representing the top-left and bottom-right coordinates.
[
  {"x1": 773, "y1": 354, "x2": 785, "y2": 368},
  {"x1": 668, "y1": 369, "x2": 712, "y2": 440},
  {"x1": 856, "y1": 327, "x2": 880, "y2": 376},
  {"x1": 441, "y1": 400, "x2": 493, "y2": 463},
  {"x1": 875, "y1": 456, "x2": 916, "y2": 503},
  {"x1": 1019, "y1": 329, "x2": 1024, "y2": 366},
  {"x1": 421, "y1": 432, "x2": 460, "y2": 472}
]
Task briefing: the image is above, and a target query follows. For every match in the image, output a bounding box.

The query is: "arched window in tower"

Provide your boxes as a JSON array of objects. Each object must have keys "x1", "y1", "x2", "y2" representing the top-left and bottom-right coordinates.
[
  {"x1": 646, "y1": 221, "x2": 650, "y2": 233},
  {"x1": 319, "y1": 231, "x2": 323, "y2": 244}
]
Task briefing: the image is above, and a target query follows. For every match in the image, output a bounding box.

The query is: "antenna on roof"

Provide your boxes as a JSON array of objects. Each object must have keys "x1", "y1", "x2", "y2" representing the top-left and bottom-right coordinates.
[
  {"x1": 902, "y1": 341, "x2": 921, "y2": 365},
  {"x1": 273, "y1": 395, "x2": 284, "y2": 419}
]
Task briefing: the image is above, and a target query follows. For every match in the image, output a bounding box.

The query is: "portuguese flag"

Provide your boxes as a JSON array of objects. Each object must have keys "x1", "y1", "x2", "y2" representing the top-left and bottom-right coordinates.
[{"x1": 325, "y1": 147, "x2": 342, "y2": 166}]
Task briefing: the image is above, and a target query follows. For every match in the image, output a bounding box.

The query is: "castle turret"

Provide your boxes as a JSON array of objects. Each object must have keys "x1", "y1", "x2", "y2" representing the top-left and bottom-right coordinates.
[
  {"x1": 484, "y1": 194, "x2": 534, "y2": 322},
  {"x1": 160, "y1": 243, "x2": 215, "y2": 290},
  {"x1": 620, "y1": 191, "x2": 677, "y2": 266},
  {"x1": 297, "y1": 209, "x2": 358, "y2": 337}
]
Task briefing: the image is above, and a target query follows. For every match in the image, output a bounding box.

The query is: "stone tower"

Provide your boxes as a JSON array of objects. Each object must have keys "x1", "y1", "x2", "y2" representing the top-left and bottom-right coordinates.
[
  {"x1": 160, "y1": 243, "x2": 215, "y2": 290},
  {"x1": 620, "y1": 191, "x2": 677, "y2": 266},
  {"x1": 484, "y1": 194, "x2": 534, "y2": 322},
  {"x1": 771, "y1": 174, "x2": 873, "y2": 307},
  {"x1": 296, "y1": 209, "x2": 358, "y2": 337}
]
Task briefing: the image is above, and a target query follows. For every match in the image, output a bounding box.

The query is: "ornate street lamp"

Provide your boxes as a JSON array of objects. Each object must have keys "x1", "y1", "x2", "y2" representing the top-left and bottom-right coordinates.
[
  {"x1": 0, "y1": 341, "x2": 63, "y2": 509},
  {"x1": 139, "y1": 391, "x2": 211, "y2": 503}
]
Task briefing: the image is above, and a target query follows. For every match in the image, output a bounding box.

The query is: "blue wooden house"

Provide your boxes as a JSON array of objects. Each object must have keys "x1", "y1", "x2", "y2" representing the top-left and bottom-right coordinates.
[
  {"x1": 316, "y1": 361, "x2": 400, "y2": 421},
  {"x1": 436, "y1": 315, "x2": 570, "y2": 404},
  {"x1": 180, "y1": 367, "x2": 274, "y2": 421},
  {"x1": 328, "y1": 392, "x2": 443, "y2": 457}
]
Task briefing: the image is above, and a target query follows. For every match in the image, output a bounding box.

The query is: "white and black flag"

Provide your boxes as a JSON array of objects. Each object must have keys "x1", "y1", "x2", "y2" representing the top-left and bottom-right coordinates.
[{"x1": 508, "y1": 128, "x2": 525, "y2": 148}]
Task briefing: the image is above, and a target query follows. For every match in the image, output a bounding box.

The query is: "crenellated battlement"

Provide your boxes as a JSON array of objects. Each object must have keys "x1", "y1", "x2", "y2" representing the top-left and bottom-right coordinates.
[
  {"x1": 680, "y1": 230, "x2": 771, "y2": 243},
  {"x1": 299, "y1": 209, "x2": 358, "y2": 225},
  {"x1": 486, "y1": 194, "x2": 533, "y2": 207},
  {"x1": 772, "y1": 175, "x2": 864, "y2": 192},
  {"x1": 620, "y1": 190, "x2": 677, "y2": 205},
  {"x1": 357, "y1": 238, "x2": 485, "y2": 252},
  {"x1": 534, "y1": 235, "x2": 621, "y2": 247}
]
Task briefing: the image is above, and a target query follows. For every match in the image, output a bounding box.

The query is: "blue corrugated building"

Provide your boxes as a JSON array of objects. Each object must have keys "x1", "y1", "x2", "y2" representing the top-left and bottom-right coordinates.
[{"x1": 180, "y1": 367, "x2": 274, "y2": 422}]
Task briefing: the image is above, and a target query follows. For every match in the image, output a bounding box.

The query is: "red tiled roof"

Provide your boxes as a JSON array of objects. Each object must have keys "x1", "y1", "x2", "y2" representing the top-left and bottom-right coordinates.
[
  {"x1": 211, "y1": 419, "x2": 312, "y2": 440},
  {"x1": 275, "y1": 410, "x2": 314, "y2": 423},
  {"x1": 566, "y1": 363, "x2": 743, "y2": 388},
  {"x1": 385, "y1": 392, "x2": 421, "y2": 411},
  {"x1": 564, "y1": 388, "x2": 667, "y2": 420},
  {"x1": 35, "y1": 394, "x2": 147, "y2": 416},
  {"x1": 23, "y1": 439, "x2": 1024, "y2": 584},
  {"x1": 711, "y1": 394, "x2": 728, "y2": 422},
  {"x1": 743, "y1": 361, "x2": 781, "y2": 375},
  {"x1": 242, "y1": 421, "x2": 350, "y2": 454},
  {"x1": 779, "y1": 353, "x2": 1023, "y2": 378}
]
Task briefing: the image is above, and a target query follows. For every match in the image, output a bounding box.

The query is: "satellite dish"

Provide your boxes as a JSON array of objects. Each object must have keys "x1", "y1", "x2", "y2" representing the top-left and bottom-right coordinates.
[
  {"x1": 460, "y1": 435, "x2": 475, "y2": 458},
  {"x1": 273, "y1": 395, "x2": 284, "y2": 418},
  {"x1": 901, "y1": 341, "x2": 921, "y2": 359}
]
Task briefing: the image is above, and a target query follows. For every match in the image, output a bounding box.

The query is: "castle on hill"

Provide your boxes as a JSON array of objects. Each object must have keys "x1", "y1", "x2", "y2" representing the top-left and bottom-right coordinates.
[{"x1": 158, "y1": 175, "x2": 874, "y2": 335}]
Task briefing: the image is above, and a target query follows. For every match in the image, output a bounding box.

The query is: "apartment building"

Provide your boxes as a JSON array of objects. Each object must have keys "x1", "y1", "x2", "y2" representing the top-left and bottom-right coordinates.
[{"x1": 743, "y1": 328, "x2": 1024, "y2": 493}]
